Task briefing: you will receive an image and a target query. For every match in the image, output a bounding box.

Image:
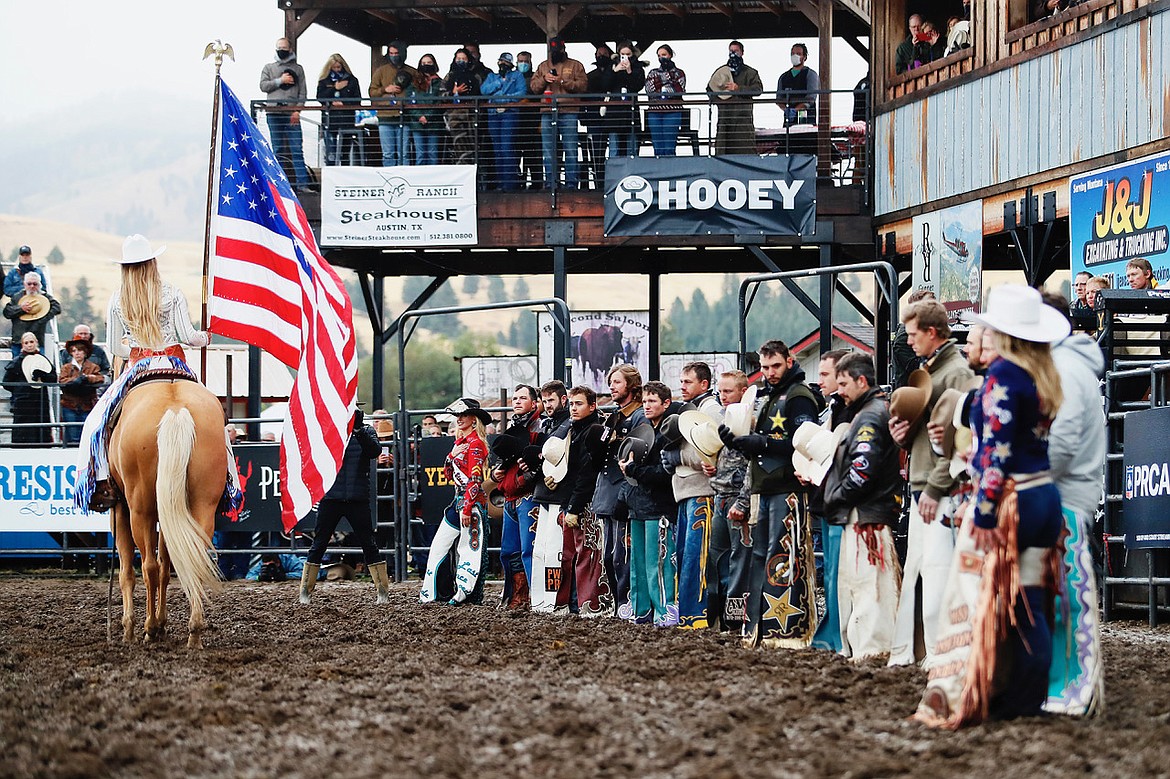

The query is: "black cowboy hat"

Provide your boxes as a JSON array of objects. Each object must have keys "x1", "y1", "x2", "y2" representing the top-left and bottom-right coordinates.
[
  {"x1": 490, "y1": 425, "x2": 529, "y2": 466},
  {"x1": 521, "y1": 444, "x2": 544, "y2": 473},
  {"x1": 445, "y1": 397, "x2": 493, "y2": 426},
  {"x1": 617, "y1": 423, "x2": 656, "y2": 485}
]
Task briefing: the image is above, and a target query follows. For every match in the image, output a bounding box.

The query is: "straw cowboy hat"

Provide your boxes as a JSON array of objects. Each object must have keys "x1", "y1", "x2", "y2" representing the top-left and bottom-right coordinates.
[
  {"x1": 617, "y1": 423, "x2": 656, "y2": 485},
  {"x1": 934, "y1": 386, "x2": 978, "y2": 480},
  {"x1": 889, "y1": 368, "x2": 931, "y2": 427},
  {"x1": 541, "y1": 435, "x2": 570, "y2": 482},
  {"x1": 678, "y1": 410, "x2": 724, "y2": 467},
  {"x1": 18, "y1": 294, "x2": 51, "y2": 321},
  {"x1": 722, "y1": 384, "x2": 758, "y2": 437},
  {"x1": 445, "y1": 397, "x2": 493, "y2": 426},
  {"x1": 21, "y1": 353, "x2": 54, "y2": 385},
  {"x1": 116, "y1": 234, "x2": 167, "y2": 265},
  {"x1": 967, "y1": 284, "x2": 1070, "y2": 343},
  {"x1": 791, "y1": 421, "x2": 848, "y2": 487}
]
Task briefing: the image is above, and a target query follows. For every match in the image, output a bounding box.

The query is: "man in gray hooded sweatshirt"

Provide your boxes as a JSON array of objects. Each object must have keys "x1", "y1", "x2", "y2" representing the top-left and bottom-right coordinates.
[{"x1": 260, "y1": 37, "x2": 311, "y2": 191}]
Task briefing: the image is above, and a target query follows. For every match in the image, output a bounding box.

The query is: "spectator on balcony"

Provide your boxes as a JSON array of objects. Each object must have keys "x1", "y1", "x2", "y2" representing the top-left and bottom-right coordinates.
[
  {"x1": 461, "y1": 42, "x2": 491, "y2": 87},
  {"x1": 945, "y1": 15, "x2": 972, "y2": 56},
  {"x1": 645, "y1": 45, "x2": 687, "y2": 157},
  {"x1": 5, "y1": 271, "x2": 60, "y2": 358},
  {"x1": 481, "y1": 52, "x2": 529, "y2": 190},
  {"x1": 405, "y1": 54, "x2": 446, "y2": 166},
  {"x1": 370, "y1": 41, "x2": 417, "y2": 167},
  {"x1": 532, "y1": 37, "x2": 587, "y2": 190},
  {"x1": 61, "y1": 324, "x2": 110, "y2": 383},
  {"x1": 776, "y1": 43, "x2": 819, "y2": 128},
  {"x1": 259, "y1": 39, "x2": 312, "y2": 192},
  {"x1": 606, "y1": 42, "x2": 644, "y2": 161},
  {"x1": 895, "y1": 14, "x2": 924, "y2": 74},
  {"x1": 445, "y1": 48, "x2": 482, "y2": 167},
  {"x1": 583, "y1": 44, "x2": 616, "y2": 186},
  {"x1": 707, "y1": 41, "x2": 763, "y2": 156},
  {"x1": 315, "y1": 53, "x2": 362, "y2": 166},
  {"x1": 515, "y1": 51, "x2": 543, "y2": 189},
  {"x1": 852, "y1": 73, "x2": 869, "y2": 123},
  {"x1": 1031, "y1": 0, "x2": 1083, "y2": 22},
  {"x1": 58, "y1": 339, "x2": 103, "y2": 445},
  {"x1": 4, "y1": 332, "x2": 55, "y2": 446},
  {"x1": 462, "y1": 42, "x2": 495, "y2": 189},
  {"x1": 916, "y1": 21, "x2": 946, "y2": 66},
  {"x1": 5, "y1": 246, "x2": 49, "y2": 299},
  {"x1": 1071, "y1": 271, "x2": 1092, "y2": 310}
]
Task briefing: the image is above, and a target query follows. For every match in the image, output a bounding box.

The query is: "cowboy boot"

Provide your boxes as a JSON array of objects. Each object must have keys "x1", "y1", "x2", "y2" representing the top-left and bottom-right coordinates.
[
  {"x1": 507, "y1": 571, "x2": 530, "y2": 611},
  {"x1": 368, "y1": 561, "x2": 391, "y2": 605},
  {"x1": 299, "y1": 562, "x2": 320, "y2": 605}
]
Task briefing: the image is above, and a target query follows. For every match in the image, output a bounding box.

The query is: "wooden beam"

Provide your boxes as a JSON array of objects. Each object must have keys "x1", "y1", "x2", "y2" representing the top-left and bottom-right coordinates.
[
  {"x1": 791, "y1": 0, "x2": 819, "y2": 25},
  {"x1": 817, "y1": 0, "x2": 833, "y2": 179},
  {"x1": 560, "y1": 4, "x2": 586, "y2": 29},
  {"x1": 662, "y1": 3, "x2": 687, "y2": 17},
  {"x1": 609, "y1": 3, "x2": 639, "y2": 18},
  {"x1": 465, "y1": 7, "x2": 495, "y2": 23},
  {"x1": 364, "y1": 8, "x2": 398, "y2": 26},
  {"x1": 510, "y1": 4, "x2": 547, "y2": 29},
  {"x1": 415, "y1": 7, "x2": 446, "y2": 24},
  {"x1": 758, "y1": 0, "x2": 786, "y2": 15},
  {"x1": 709, "y1": 2, "x2": 735, "y2": 18},
  {"x1": 285, "y1": 8, "x2": 320, "y2": 41}
]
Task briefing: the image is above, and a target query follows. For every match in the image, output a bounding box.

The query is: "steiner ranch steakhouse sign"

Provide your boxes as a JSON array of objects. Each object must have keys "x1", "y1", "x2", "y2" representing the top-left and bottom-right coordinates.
[
  {"x1": 603, "y1": 154, "x2": 816, "y2": 237},
  {"x1": 320, "y1": 165, "x2": 478, "y2": 247}
]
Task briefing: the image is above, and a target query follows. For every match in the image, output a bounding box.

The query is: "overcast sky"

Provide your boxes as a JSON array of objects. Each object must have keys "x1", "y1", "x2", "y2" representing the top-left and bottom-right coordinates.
[{"x1": 1, "y1": 0, "x2": 866, "y2": 128}]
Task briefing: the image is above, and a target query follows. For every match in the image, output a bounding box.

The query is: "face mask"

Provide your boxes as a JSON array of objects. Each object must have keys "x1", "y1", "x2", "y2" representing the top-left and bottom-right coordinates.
[
  {"x1": 499, "y1": 63, "x2": 513, "y2": 75},
  {"x1": 727, "y1": 52, "x2": 742, "y2": 70},
  {"x1": 596, "y1": 55, "x2": 611, "y2": 67},
  {"x1": 658, "y1": 57, "x2": 673, "y2": 69},
  {"x1": 791, "y1": 54, "x2": 803, "y2": 67},
  {"x1": 276, "y1": 49, "x2": 291, "y2": 60},
  {"x1": 518, "y1": 62, "x2": 531, "y2": 74},
  {"x1": 454, "y1": 60, "x2": 469, "y2": 71},
  {"x1": 388, "y1": 54, "x2": 404, "y2": 67},
  {"x1": 551, "y1": 49, "x2": 567, "y2": 63},
  {"x1": 421, "y1": 63, "x2": 439, "y2": 75}
]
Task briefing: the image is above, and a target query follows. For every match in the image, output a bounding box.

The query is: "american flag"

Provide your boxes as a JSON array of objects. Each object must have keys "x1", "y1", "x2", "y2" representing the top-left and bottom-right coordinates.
[{"x1": 208, "y1": 80, "x2": 357, "y2": 530}]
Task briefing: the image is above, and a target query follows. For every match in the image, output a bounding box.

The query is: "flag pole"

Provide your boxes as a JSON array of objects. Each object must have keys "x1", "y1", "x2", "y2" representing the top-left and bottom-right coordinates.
[{"x1": 201, "y1": 40, "x2": 234, "y2": 384}]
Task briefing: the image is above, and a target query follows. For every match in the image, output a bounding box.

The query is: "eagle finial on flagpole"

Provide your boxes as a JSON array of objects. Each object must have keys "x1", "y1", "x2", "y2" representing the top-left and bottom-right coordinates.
[{"x1": 203, "y1": 40, "x2": 235, "y2": 72}]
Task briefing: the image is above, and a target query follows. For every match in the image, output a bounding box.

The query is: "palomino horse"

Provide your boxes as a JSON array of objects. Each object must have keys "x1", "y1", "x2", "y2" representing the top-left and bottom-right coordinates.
[{"x1": 108, "y1": 379, "x2": 227, "y2": 649}]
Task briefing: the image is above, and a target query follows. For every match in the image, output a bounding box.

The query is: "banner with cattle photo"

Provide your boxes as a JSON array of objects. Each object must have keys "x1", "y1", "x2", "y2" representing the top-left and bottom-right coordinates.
[
  {"x1": 603, "y1": 154, "x2": 816, "y2": 238},
  {"x1": 538, "y1": 311, "x2": 650, "y2": 394},
  {"x1": 912, "y1": 199, "x2": 983, "y2": 324}
]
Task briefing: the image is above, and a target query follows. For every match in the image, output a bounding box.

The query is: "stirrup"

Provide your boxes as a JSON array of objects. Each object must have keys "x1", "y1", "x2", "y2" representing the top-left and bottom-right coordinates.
[{"x1": 89, "y1": 481, "x2": 118, "y2": 512}]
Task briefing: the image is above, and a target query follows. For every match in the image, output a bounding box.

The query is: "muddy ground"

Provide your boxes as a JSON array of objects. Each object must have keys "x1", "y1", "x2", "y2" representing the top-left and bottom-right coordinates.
[{"x1": 2, "y1": 576, "x2": 1169, "y2": 779}]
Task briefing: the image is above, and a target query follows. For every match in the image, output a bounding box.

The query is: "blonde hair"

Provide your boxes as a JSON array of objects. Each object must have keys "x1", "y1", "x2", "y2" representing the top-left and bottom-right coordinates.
[
  {"x1": 318, "y1": 53, "x2": 354, "y2": 82},
  {"x1": 720, "y1": 369, "x2": 749, "y2": 389},
  {"x1": 993, "y1": 332, "x2": 1063, "y2": 418},
  {"x1": 119, "y1": 259, "x2": 165, "y2": 350}
]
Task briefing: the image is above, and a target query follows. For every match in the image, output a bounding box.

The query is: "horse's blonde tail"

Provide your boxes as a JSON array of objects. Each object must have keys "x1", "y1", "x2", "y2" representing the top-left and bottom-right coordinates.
[{"x1": 156, "y1": 408, "x2": 223, "y2": 616}]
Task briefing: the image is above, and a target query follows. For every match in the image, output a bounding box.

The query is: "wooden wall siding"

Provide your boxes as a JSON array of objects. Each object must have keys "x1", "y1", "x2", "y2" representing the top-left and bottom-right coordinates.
[{"x1": 875, "y1": 8, "x2": 1170, "y2": 217}]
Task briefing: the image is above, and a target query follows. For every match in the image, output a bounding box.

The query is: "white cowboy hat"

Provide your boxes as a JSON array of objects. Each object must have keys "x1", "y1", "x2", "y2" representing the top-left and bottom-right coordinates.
[
  {"x1": 967, "y1": 284, "x2": 1070, "y2": 343},
  {"x1": 21, "y1": 353, "x2": 54, "y2": 385},
  {"x1": 678, "y1": 410, "x2": 724, "y2": 467},
  {"x1": 541, "y1": 435, "x2": 569, "y2": 483},
  {"x1": 722, "y1": 383, "x2": 758, "y2": 437},
  {"x1": 116, "y1": 234, "x2": 167, "y2": 265},
  {"x1": 791, "y1": 421, "x2": 847, "y2": 487}
]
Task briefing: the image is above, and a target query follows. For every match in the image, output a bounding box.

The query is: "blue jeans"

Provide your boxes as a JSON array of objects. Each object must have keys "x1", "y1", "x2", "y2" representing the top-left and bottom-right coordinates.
[
  {"x1": 265, "y1": 113, "x2": 310, "y2": 186},
  {"x1": 61, "y1": 406, "x2": 88, "y2": 445},
  {"x1": 413, "y1": 131, "x2": 439, "y2": 166},
  {"x1": 378, "y1": 122, "x2": 412, "y2": 166},
  {"x1": 647, "y1": 111, "x2": 682, "y2": 156},
  {"x1": 676, "y1": 496, "x2": 714, "y2": 629},
  {"x1": 811, "y1": 517, "x2": 843, "y2": 652},
  {"x1": 540, "y1": 111, "x2": 580, "y2": 188},
  {"x1": 488, "y1": 109, "x2": 520, "y2": 189},
  {"x1": 607, "y1": 129, "x2": 637, "y2": 158}
]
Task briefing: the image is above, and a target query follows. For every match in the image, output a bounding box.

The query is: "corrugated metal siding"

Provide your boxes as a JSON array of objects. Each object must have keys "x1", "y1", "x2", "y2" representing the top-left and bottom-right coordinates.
[{"x1": 876, "y1": 10, "x2": 1170, "y2": 216}]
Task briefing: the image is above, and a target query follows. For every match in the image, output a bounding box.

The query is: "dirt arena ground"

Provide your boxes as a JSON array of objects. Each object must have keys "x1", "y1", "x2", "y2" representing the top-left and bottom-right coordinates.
[{"x1": 2, "y1": 576, "x2": 1169, "y2": 779}]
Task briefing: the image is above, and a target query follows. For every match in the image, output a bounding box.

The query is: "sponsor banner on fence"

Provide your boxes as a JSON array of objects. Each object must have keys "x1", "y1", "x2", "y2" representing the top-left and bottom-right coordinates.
[
  {"x1": 538, "y1": 311, "x2": 650, "y2": 394},
  {"x1": 320, "y1": 165, "x2": 478, "y2": 247},
  {"x1": 0, "y1": 449, "x2": 106, "y2": 532},
  {"x1": 461, "y1": 355, "x2": 539, "y2": 401},
  {"x1": 1070, "y1": 150, "x2": 1170, "y2": 289},
  {"x1": 216, "y1": 444, "x2": 285, "y2": 532},
  {"x1": 604, "y1": 154, "x2": 816, "y2": 237},
  {"x1": 1122, "y1": 407, "x2": 1170, "y2": 549},
  {"x1": 912, "y1": 200, "x2": 983, "y2": 324}
]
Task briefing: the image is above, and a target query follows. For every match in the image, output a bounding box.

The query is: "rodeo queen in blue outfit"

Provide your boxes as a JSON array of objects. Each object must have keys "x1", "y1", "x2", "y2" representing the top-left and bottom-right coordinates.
[
  {"x1": 918, "y1": 284, "x2": 1070, "y2": 727},
  {"x1": 420, "y1": 398, "x2": 492, "y2": 605}
]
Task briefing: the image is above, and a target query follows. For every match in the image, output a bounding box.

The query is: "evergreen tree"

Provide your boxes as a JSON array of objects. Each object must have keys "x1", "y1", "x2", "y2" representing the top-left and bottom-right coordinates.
[
  {"x1": 46, "y1": 246, "x2": 65, "y2": 265},
  {"x1": 513, "y1": 276, "x2": 530, "y2": 301},
  {"x1": 461, "y1": 275, "x2": 480, "y2": 295},
  {"x1": 486, "y1": 276, "x2": 506, "y2": 303}
]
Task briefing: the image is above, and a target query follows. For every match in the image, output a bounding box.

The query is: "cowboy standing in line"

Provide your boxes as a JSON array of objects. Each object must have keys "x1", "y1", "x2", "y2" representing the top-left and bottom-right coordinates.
[
  {"x1": 530, "y1": 380, "x2": 572, "y2": 612},
  {"x1": 491, "y1": 384, "x2": 544, "y2": 609}
]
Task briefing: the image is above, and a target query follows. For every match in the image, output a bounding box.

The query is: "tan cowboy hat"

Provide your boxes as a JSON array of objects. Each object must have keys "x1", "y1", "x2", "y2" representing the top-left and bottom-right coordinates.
[
  {"x1": 374, "y1": 419, "x2": 394, "y2": 440},
  {"x1": 678, "y1": 410, "x2": 724, "y2": 467},
  {"x1": 722, "y1": 383, "x2": 758, "y2": 437},
  {"x1": 21, "y1": 353, "x2": 53, "y2": 384},
  {"x1": 929, "y1": 388, "x2": 964, "y2": 461},
  {"x1": 889, "y1": 368, "x2": 931, "y2": 427},
  {"x1": 792, "y1": 421, "x2": 848, "y2": 487},
  {"x1": 18, "y1": 294, "x2": 50, "y2": 321},
  {"x1": 949, "y1": 387, "x2": 977, "y2": 480},
  {"x1": 541, "y1": 435, "x2": 569, "y2": 482},
  {"x1": 708, "y1": 65, "x2": 735, "y2": 99},
  {"x1": 116, "y1": 233, "x2": 167, "y2": 265},
  {"x1": 483, "y1": 474, "x2": 505, "y2": 520}
]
